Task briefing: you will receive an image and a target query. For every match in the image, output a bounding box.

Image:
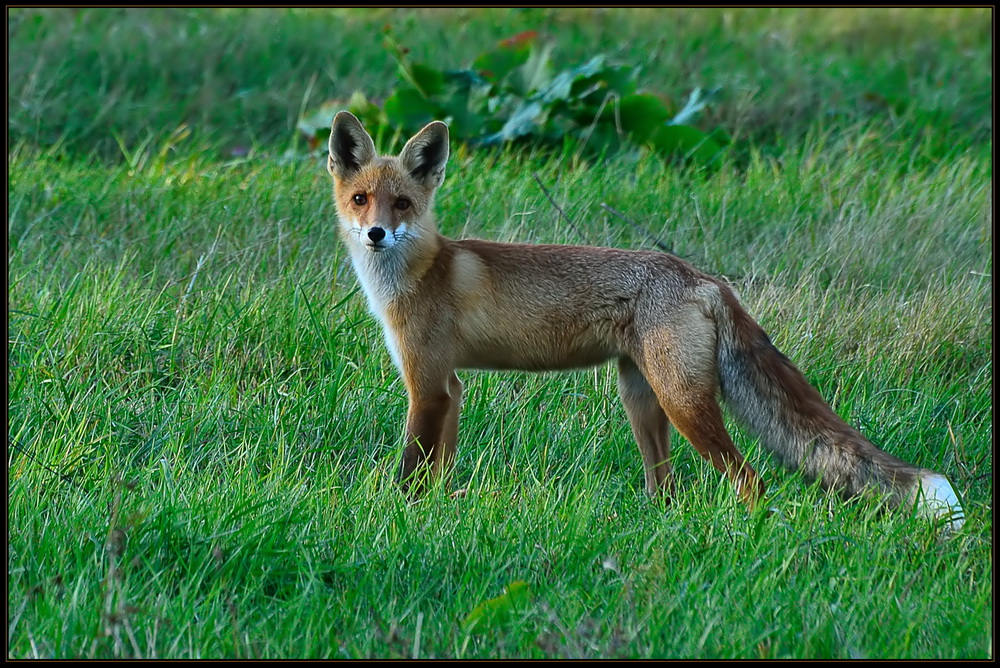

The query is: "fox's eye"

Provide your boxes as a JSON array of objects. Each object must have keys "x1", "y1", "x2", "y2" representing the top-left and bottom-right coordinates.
[
  {"x1": 395, "y1": 197, "x2": 411, "y2": 211},
  {"x1": 352, "y1": 193, "x2": 368, "y2": 206}
]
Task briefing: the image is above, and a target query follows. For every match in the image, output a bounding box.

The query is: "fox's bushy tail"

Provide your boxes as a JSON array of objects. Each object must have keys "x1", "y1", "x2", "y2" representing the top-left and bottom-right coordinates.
[{"x1": 710, "y1": 284, "x2": 964, "y2": 529}]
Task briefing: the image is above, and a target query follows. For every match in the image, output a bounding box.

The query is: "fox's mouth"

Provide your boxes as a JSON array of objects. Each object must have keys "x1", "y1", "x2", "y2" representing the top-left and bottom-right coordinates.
[{"x1": 365, "y1": 242, "x2": 386, "y2": 252}]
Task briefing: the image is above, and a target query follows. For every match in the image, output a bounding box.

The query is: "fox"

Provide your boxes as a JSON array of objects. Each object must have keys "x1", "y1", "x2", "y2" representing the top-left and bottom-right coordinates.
[{"x1": 325, "y1": 111, "x2": 965, "y2": 530}]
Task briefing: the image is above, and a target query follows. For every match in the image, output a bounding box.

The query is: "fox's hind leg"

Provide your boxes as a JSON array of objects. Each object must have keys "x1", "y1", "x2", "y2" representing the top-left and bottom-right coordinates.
[
  {"x1": 618, "y1": 357, "x2": 674, "y2": 499},
  {"x1": 635, "y1": 305, "x2": 766, "y2": 508}
]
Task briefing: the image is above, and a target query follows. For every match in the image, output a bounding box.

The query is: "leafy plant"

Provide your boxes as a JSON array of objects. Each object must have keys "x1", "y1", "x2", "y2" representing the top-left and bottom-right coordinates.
[
  {"x1": 298, "y1": 30, "x2": 728, "y2": 165},
  {"x1": 462, "y1": 581, "x2": 532, "y2": 634}
]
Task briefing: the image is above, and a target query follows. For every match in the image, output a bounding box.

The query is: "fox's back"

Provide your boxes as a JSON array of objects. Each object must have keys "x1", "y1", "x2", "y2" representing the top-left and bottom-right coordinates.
[{"x1": 437, "y1": 239, "x2": 710, "y2": 371}]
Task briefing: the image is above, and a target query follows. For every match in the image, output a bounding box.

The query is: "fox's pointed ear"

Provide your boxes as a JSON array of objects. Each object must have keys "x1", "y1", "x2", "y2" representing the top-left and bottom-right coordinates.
[
  {"x1": 328, "y1": 112, "x2": 377, "y2": 178},
  {"x1": 398, "y1": 121, "x2": 449, "y2": 188}
]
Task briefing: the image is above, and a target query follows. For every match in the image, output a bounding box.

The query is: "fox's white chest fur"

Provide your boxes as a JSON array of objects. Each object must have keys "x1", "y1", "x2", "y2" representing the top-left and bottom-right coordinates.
[{"x1": 347, "y1": 244, "x2": 408, "y2": 370}]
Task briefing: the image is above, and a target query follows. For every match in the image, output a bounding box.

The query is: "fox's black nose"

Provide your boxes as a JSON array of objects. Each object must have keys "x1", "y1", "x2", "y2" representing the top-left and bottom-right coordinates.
[{"x1": 367, "y1": 227, "x2": 386, "y2": 243}]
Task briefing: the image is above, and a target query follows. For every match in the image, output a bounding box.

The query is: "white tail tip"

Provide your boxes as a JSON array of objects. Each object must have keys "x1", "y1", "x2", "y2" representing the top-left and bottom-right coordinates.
[{"x1": 917, "y1": 473, "x2": 965, "y2": 531}]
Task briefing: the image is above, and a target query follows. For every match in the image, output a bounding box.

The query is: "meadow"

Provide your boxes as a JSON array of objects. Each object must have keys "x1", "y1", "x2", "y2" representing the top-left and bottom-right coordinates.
[{"x1": 7, "y1": 8, "x2": 992, "y2": 658}]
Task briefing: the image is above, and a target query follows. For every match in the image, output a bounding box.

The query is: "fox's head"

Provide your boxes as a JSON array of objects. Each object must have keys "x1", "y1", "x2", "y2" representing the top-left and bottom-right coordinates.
[{"x1": 328, "y1": 112, "x2": 449, "y2": 255}]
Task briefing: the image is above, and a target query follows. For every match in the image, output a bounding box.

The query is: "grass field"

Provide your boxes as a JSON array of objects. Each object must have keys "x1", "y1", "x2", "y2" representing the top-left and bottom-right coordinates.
[{"x1": 7, "y1": 8, "x2": 992, "y2": 659}]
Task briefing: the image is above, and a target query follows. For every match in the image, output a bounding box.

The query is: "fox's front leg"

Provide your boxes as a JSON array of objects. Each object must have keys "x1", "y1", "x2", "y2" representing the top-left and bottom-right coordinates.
[{"x1": 398, "y1": 370, "x2": 463, "y2": 496}]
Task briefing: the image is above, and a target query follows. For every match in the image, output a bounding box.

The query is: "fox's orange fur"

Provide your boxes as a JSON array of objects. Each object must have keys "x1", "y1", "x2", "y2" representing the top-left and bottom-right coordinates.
[{"x1": 326, "y1": 112, "x2": 965, "y2": 530}]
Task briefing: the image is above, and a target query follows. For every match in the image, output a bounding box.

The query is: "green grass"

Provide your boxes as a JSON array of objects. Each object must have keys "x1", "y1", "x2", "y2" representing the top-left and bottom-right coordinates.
[{"x1": 8, "y1": 7, "x2": 992, "y2": 659}]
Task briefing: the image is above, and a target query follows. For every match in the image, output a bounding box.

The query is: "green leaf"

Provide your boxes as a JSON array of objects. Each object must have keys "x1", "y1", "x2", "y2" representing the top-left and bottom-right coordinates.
[
  {"x1": 577, "y1": 122, "x2": 624, "y2": 158},
  {"x1": 510, "y1": 40, "x2": 554, "y2": 97},
  {"x1": 707, "y1": 126, "x2": 732, "y2": 146},
  {"x1": 383, "y1": 87, "x2": 440, "y2": 133},
  {"x1": 410, "y1": 63, "x2": 445, "y2": 97},
  {"x1": 346, "y1": 91, "x2": 386, "y2": 130},
  {"x1": 298, "y1": 99, "x2": 368, "y2": 148},
  {"x1": 439, "y1": 89, "x2": 485, "y2": 138},
  {"x1": 650, "y1": 124, "x2": 726, "y2": 164},
  {"x1": 473, "y1": 45, "x2": 531, "y2": 84},
  {"x1": 296, "y1": 100, "x2": 341, "y2": 142},
  {"x1": 668, "y1": 86, "x2": 722, "y2": 126},
  {"x1": 477, "y1": 101, "x2": 544, "y2": 145},
  {"x1": 462, "y1": 581, "x2": 531, "y2": 634},
  {"x1": 443, "y1": 69, "x2": 489, "y2": 89},
  {"x1": 618, "y1": 94, "x2": 673, "y2": 144},
  {"x1": 383, "y1": 32, "x2": 442, "y2": 100},
  {"x1": 595, "y1": 65, "x2": 638, "y2": 97},
  {"x1": 537, "y1": 55, "x2": 606, "y2": 105},
  {"x1": 296, "y1": 93, "x2": 388, "y2": 150}
]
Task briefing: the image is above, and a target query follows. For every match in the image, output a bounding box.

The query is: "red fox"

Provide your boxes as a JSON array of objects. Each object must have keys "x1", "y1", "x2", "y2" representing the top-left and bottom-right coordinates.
[{"x1": 326, "y1": 111, "x2": 965, "y2": 530}]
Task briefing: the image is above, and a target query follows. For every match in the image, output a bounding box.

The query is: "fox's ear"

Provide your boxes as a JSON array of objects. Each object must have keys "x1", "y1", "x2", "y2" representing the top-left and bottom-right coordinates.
[
  {"x1": 328, "y1": 112, "x2": 376, "y2": 178},
  {"x1": 398, "y1": 121, "x2": 449, "y2": 188}
]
